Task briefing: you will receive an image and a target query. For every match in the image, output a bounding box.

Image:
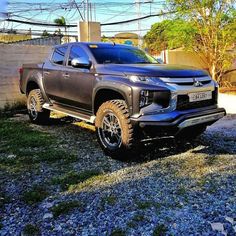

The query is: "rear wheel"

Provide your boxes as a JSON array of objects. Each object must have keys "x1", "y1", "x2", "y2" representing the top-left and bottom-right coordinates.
[
  {"x1": 95, "y1": 100, "x2": 134, "y2": 158},
  {"x1": 27, "y1": 89, "x2": 50, "y2": 124}
]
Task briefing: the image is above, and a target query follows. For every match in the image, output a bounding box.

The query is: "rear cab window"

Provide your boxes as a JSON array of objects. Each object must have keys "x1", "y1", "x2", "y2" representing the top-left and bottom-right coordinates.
[{"x1": 51, "y1": 46, "x2": 68, "y2": 65}]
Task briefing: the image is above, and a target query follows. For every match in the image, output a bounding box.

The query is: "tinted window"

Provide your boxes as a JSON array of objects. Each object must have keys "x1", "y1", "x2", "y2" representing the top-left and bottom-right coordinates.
[
  {"x1": 90, "y1": 46, "x2": 158, "y2": 64},
  {"x1": 68, "y1": 46, "x2": 89, "y2": 66},
  {"x1": 52, "y1": 46, "x2": 67, "y2": 65}
]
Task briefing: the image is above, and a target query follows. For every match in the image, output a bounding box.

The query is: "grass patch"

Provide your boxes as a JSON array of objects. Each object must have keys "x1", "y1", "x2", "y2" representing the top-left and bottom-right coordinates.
[
  {"x1": 51, "y1": 170, "x2": 103, "y2": 191},
  {"x1": 110, "y1": 228, "x2": 126, "y2": 236},
  {"x1": 153, "y1": 224, "x2": 168, "y2": 236},
  {"x1": 68, "y1": 173, "x2": 109, "y2": 192},
  {"x1": 136, "y1": 201, "x2": 152, "y2": 210},
  {"x1": 0, "y1": 119, "x2": 55, "y2": 154},
  {"x1": 51, "y1": 201, "x2": 83, "y2": 217},
  {"x1": 0, "y1": 118, "x2": 77, "y2": 172},
  {"x1": 22, "y1": 185, "x2": 48, "y2": 204},
  {"x1": 22, "y1": 224, "x2": 40, "y2": 236}
]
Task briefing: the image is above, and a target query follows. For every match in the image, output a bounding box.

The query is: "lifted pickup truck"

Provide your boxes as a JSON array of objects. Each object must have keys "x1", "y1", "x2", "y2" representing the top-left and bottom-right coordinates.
[{"x1": 20, "y1": 42, "x2": 226, "y2": 157}]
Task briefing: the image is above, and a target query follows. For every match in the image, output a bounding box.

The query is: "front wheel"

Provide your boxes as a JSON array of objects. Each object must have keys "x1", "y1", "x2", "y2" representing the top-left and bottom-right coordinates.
[
  {"x1": 95, "y1": 100, "x2": 134, "y2": 158},
  {"x1": 27, "y1": 89, "x2": 50, "y2": 124}
]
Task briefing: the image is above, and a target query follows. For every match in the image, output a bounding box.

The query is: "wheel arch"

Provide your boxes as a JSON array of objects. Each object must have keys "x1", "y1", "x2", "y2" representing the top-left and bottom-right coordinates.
[
  {"x1": 93, "y1": 87, "x2": 132, "y2": 115},
  {"x1": 26, "y1": 74, "x2": 49, "y2": 103}
]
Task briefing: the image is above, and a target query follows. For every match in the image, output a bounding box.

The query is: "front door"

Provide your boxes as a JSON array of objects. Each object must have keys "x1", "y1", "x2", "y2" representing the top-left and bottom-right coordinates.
[{"x1": 60, "y1": 45, "x2": 94, "y2": 112}]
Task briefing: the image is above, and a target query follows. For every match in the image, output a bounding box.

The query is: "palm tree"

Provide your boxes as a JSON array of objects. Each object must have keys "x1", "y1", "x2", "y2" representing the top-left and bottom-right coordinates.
[{"x1": 54, "y1": 16, "x2": 68, "y2": 42}]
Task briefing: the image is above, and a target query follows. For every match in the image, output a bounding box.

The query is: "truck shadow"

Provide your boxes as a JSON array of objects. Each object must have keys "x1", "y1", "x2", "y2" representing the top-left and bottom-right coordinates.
[{"x1": 46, "y1": 114, "x2": 236, "y2": 165}]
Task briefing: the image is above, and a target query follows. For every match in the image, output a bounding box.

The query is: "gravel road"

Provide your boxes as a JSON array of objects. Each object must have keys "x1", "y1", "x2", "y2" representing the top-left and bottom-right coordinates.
[{"x1": 0, "y1": 113, "x2": 235, "y2": 236}]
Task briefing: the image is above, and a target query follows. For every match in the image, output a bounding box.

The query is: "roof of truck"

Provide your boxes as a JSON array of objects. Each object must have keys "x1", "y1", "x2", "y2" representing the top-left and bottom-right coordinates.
[{"x1": 55, "y1": 42, "x2": 136, "y2": 48}]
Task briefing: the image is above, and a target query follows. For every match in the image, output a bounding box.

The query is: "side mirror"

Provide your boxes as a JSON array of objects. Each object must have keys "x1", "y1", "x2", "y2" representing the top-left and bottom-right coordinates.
[{"x1": 71, "y1": 57, "x2": 91, "y2": 69}]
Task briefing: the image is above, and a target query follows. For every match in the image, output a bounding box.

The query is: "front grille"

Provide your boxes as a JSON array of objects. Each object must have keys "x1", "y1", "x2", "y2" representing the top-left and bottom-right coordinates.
[
  {"x1": 175, "y1": 80, "x2": 211, "y2": 86},
  {"x1": 177, "y1": 90, "x2": 217, "y2": 110}
]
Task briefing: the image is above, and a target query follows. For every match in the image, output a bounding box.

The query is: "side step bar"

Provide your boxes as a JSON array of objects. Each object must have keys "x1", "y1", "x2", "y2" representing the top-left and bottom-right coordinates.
[{"x1": 43, "y1": 103, "x2": 96, "y2": 124}]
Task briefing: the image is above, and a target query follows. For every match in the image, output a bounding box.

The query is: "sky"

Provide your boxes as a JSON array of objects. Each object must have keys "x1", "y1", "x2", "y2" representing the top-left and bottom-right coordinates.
[{"x1": 0, "y1": 0, "x2": 167, "y2": 37}]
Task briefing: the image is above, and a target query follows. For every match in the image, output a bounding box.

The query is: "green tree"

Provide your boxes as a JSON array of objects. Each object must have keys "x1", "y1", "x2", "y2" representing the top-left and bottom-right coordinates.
[
  {"x1": 144, "y1": 19, "x2": 196, "y2": 53},
  {"x1": 41, "y1": 30, "x2": 50, "y2": 38},
  {"x1": 54, "y1": 16, "x2": 68, "y2": 42},
  {"x1": 145, "y1": 1, "x2": 236, "y2": 85}
]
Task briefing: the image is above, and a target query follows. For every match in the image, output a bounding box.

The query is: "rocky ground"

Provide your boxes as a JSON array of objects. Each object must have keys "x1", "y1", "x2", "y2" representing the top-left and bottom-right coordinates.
[{"x1": 0, "y1": 113, "x2": 235, "y2": 236}]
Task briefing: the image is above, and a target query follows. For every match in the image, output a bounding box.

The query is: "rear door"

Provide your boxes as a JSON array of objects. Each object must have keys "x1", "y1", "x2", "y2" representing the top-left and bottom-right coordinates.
[
  {"x1": 43, "y1": 45, "x2": 68, "y2": 103},
  {"x1": 59, "y1": 45, "x2": 94, "y2": 112}
]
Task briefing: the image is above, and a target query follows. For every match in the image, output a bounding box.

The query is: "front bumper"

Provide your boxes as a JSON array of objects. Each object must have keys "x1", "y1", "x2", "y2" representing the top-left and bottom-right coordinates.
[{"x1": 131, "y1": 106, "x2": 226, "y2": 137}]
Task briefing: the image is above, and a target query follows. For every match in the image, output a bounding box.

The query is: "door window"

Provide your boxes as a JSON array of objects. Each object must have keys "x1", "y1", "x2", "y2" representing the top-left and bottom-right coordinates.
[
  {"x1": 51, "y1": 46, "x2": 68, "y2": 65},
  {"x1": 68, "y1": 46, "x2": 89, "y2": 66}
]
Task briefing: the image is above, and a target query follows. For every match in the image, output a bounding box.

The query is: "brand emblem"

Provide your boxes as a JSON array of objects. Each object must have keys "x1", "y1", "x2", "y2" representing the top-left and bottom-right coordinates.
[{"x1": 193, "y1": 78, "x2": 203, "y2": 87}]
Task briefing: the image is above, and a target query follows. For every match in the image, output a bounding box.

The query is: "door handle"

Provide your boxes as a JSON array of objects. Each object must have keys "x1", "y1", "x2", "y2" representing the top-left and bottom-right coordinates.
[
  {"x1": 44, "y1": 71, "x2": 50, "y2": 75},
  {"x1": 62, "y1": 73, "x2": 70, "y2": 78}
]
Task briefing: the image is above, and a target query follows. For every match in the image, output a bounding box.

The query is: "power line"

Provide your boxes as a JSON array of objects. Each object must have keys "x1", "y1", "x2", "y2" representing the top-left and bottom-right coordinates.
[{"x1": 4, "y1": 10, "x2": 176, "y2": 27}]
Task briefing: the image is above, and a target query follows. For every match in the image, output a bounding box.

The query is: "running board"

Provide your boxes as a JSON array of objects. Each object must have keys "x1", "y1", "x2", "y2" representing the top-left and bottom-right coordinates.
[{"x1": 43, "y1": 103, "x2": 96, "y2": 124}]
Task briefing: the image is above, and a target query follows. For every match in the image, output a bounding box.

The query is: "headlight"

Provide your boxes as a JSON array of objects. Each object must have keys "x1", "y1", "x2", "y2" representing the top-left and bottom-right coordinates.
[
  {"x1": 128, "y1": 75, "x2": 164, "y2": 85},
  {"x1": 213, "y1": 80, "x2": 219, "y2": 88}
]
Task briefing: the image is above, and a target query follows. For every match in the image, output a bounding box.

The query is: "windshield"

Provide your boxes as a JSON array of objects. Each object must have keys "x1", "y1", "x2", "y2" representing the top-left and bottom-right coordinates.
[{"x1": 89, "y1": 46, "x2": 158, "y2": 64}]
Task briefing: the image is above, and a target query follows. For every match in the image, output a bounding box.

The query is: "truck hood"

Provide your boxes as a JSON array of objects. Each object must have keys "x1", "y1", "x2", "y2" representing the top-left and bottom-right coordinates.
[{"x1": 96, "y1": 64, "x2": 208, "y2": 78}]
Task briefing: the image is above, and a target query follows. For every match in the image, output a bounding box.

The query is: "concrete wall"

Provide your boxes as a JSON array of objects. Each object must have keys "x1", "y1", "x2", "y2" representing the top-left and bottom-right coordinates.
[
  {"x1": 166, "y1": 49, "x2": 207, "y2": 70},
  {"x1": 0, "y1": 44, "x2": 51, "y2": 108},
  {"x1": 165, "y1": 49, "x2": 236, "y2": 85},
  {"x1": 10, "y1": 36, "x2": 61, "y2": 46}
]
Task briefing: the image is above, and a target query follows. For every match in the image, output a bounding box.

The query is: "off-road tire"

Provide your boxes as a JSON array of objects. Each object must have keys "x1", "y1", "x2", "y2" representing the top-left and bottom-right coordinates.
[
  {"x1": 27, "y1": 89, "x2": 50, "y2": 124},
  {"x1": 95, "y1": 99, "x2": 134, "y2": 158}
]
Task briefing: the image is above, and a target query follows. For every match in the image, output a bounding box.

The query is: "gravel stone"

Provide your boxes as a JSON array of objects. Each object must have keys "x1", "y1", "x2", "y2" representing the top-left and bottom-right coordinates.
[{"x1": 0, "y1": 114, "x2": 235, "y2": 235}]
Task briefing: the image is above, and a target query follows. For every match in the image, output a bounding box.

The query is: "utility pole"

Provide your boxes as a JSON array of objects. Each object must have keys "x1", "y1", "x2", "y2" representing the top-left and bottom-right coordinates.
[
  {"x1": 86, "y1": 0, "x2": 89, "y2": 41},
  {"x1": 135, "y1": 0, "x2": 153, "y2": 48},
  {"x1": 135, "y1": 0, "x2": 142, "y2": 48}
]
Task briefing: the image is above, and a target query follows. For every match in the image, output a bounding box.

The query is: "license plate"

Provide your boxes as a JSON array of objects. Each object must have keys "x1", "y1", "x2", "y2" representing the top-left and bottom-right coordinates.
[{"x1": 188, "y1": 91, "x2": 212, "y2": 102}]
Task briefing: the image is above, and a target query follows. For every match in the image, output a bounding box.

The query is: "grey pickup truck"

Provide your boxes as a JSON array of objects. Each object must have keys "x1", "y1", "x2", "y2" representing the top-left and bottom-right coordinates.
[{"x1": 20, "y1": 42, "x2": 226, "y2": 157}]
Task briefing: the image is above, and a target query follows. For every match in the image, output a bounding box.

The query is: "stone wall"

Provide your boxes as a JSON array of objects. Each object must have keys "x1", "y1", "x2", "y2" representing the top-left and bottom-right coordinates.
[{"x1": 0, "y1": 44, "x2": 51, "y2": 108}]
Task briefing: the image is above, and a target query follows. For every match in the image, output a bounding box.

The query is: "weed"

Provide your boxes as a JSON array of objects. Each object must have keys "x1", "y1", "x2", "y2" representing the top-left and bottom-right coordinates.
[
  {"x1": 110, "y1": 228, "x2": 126, "y2": 236},
  {"x1": 103, "y1": 195, "x2": 117, "y2": 206},
  {"x1": 133, "y1": 214, "x2": 145, "y2": 222},
  {"x1": 51, "y1": 201, "x2": 83, "y2": 217},
  {"x1": 153, "y1": 224, "x2": 168, "y2": 236},
  {"x1": 22, "y1": 224, "x2": 40, "y2": 236},
  {"x1": 176, "y1": 186, "x2": 187, "y2": 196},
  {"x1": 154, "y1": 202, "x2": 162, "y2": 209},
  {"x1": 127, "y1": 221, "x2": 136, "y2": 228},
  {"x1": 136, "y1": 201, "x2": 152, "y2": 210},
  {"x1": 22, "y1": 185, "x2": 48, "y2": 204}
]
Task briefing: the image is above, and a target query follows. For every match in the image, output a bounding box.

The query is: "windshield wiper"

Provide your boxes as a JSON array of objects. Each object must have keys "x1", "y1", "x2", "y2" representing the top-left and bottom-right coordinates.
[{"x1": 134, "y1": 61, "x2": 151, "y2": 64}]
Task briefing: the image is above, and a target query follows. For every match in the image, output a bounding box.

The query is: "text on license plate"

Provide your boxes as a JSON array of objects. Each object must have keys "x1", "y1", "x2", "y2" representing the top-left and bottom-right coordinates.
[{"x1": 188, "y1": 91, "x2": 212, "y2": 102}]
